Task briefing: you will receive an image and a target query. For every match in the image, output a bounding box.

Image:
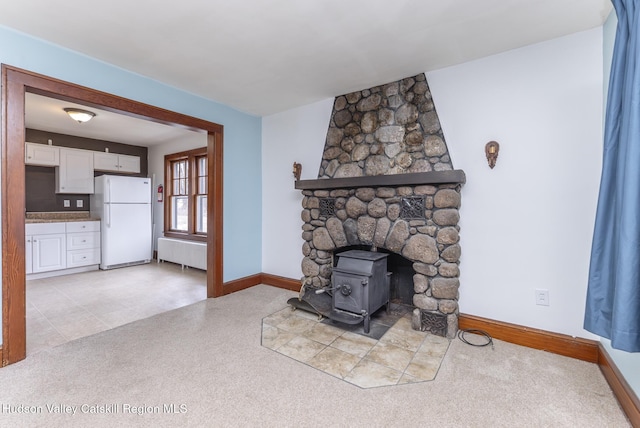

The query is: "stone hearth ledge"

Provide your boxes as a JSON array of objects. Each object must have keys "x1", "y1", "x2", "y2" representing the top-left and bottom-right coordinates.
[{"x1": 295, "y1": 170, "x2": 466, "y2": 190}]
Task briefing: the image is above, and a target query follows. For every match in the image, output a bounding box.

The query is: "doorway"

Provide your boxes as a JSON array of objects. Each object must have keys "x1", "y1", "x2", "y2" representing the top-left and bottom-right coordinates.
[{"x1": 2, "y1": 65, "x2": 224, "y2": 366}]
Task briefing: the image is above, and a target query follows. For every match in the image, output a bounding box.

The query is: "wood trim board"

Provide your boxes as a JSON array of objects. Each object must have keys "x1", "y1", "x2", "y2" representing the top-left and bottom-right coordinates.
[
  {"x1": 260, "y1": 273, "x2": 301, "y2": 292},
  {"x1": 222, "y1": 274, "x2": 262, "y2": 295},
  {"x1": 295, "y1": 170, "x2": 466, "y2": 190},
  {"x1": 458, "y1": 313, "x2": 599, "y2": 363},
  {"x1": 598, "y1": 344, "x2": 640, "y2": 427},
  {"x1": 221, "y1": 273, "x2": 301, "y2": 295}
]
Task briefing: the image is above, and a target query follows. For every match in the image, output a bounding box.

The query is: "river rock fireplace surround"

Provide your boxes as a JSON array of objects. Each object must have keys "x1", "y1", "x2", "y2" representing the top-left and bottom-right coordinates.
[{"x1": 295, "y1": 73, "x2": 465, "y2": 339}]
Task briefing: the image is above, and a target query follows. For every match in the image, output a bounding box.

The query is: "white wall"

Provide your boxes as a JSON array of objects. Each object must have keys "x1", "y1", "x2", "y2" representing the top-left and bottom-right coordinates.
[
  {"x1": 147, "y1": 135, "x2": 208, "y2": 251},
  {"x1": 261, "y1": 98, "x2": 333, "y2": 279},
  {"x1": 262, "y1": 28, "x2": 603, "y2": 339},
  {"x1": 427, "y1": 28, "x2": 603, "y2": 338}
]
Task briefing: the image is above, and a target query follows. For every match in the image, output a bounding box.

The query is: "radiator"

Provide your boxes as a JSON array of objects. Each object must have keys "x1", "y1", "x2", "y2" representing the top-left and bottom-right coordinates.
[{"x1": 157, "y1": 238, "x2": 207, "y2": 270}]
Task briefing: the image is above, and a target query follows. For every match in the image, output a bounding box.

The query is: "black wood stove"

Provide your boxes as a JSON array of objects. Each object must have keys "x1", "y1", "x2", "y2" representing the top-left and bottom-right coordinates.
[
  {"x1": 290, "y1": 250, "x2": 392, "y2": 334},
  {"x1": 330, "y1": 250, "x2": 390, "y2": 333}
]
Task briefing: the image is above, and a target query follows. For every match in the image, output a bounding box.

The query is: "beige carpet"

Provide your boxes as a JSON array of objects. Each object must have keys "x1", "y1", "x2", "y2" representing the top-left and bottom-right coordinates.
[{"x1": 0, "y1": 285, "x2": 630, "y2": 427}]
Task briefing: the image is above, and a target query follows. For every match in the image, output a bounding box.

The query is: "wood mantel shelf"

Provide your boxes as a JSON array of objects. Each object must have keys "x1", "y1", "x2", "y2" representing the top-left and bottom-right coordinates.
[{"x1": 294, "y1": 170, "x2": 466, "y2": 190}]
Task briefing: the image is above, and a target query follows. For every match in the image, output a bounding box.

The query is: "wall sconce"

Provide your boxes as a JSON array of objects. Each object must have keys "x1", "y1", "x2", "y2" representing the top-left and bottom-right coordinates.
[
  {"x1": 293, "y1": 162, "x2": 302, "y2": 180},
  {"x1": 63, "y1": 108, "x2": 96, "y2": 123},
  {"x1": 485, "y1": 141, "x2": 499, "y2": 169}
]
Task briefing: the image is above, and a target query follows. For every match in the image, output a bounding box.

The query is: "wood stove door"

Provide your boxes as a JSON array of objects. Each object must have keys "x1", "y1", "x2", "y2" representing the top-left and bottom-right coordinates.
[{"x1": 332, "y1": 272, "x2": 369, "y2": 314}]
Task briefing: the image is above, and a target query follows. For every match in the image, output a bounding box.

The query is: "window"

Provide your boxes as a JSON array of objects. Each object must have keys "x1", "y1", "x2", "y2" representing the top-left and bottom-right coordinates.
[{"x1": 164, "y1": 147, "x2": 208, "y2": 241}]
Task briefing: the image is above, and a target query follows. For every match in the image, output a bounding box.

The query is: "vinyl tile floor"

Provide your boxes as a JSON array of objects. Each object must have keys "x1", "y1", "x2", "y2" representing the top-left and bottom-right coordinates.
[
  {"x1": 262, "y1": 303, "x2": 451, "y2": 388},
  {"x1": 26, "y1": 261, "x2": 207, "y2": 355}
]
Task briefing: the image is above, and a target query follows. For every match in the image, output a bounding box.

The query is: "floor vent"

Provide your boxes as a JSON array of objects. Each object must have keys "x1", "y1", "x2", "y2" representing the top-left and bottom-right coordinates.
[{"x1": 420, "y1": 310, "x2": 448, "y2": 337}]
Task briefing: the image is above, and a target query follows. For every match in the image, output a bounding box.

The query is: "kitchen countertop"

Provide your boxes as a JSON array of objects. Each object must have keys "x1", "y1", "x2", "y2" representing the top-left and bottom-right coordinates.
[{"x1": 25, "y1": 212, "x2": 101, "y2": 224}]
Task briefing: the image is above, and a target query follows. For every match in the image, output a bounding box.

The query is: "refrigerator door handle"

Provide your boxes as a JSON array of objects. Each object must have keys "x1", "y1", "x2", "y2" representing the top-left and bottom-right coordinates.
[
  {"x1": 107, "y1": 178, "x2": 112, "y2": 228},
  {"x1": 103, "y1": 203, "x2": 111, "y2": 228}
]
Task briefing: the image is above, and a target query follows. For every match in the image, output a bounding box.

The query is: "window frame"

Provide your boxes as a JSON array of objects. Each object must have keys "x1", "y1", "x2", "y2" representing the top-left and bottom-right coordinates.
[{"x1": 164, "y1": 147, "x2": 208, "y2": 242}]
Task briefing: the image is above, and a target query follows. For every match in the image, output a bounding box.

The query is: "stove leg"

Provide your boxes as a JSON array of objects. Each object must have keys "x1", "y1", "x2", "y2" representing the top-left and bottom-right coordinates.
[{"x1": 364, "y1": 315, "x2": 370, "y2": 334}]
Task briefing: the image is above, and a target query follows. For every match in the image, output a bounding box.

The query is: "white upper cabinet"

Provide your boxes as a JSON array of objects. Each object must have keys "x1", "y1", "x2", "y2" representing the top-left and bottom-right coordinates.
[
  {"x1": 94, "y1": 152, "x2": 140, "y2": 174},
  {"x1": 56, "y1": 147, "x2": 94, "y2": 194},
  {"x1": 117, "y1": 154, "x2": 141, "y2": 173},
  {"x1": 25, "y1": 143, "x2": 141, "y2": 178},
  {"x1": 25, "y1": 142, "x2": 59, "y2": 166}
]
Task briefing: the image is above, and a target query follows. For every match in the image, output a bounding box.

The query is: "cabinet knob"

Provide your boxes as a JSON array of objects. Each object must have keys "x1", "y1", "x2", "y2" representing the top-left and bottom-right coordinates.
[{"x1": 82, "y1": 240, "x2": 86, "y2": 243}]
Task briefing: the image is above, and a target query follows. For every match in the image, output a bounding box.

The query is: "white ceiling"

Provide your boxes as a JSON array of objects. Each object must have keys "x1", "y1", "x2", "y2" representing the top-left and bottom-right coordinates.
[
  {"x1": 3, "y1": 0, "x2": 612, "y2": 144},
  {"x1": 25, "y1": 93, "x2": 205, "y2": 147}
]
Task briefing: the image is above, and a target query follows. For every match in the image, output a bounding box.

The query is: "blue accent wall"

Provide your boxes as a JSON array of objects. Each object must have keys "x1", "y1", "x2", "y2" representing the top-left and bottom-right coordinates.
[{"x1": 0, "y1": 25, "x2": 263, "y2": 283}]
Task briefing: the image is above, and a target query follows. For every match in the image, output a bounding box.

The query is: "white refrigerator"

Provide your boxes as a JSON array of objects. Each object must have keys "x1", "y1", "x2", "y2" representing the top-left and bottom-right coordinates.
[{"x1": 91, "y1": 175, "x2": 152, "y2": 270}]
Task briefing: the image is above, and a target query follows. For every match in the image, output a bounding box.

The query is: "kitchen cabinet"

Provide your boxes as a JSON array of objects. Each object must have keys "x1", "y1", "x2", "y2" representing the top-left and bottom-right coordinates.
[
  {"x1": 26, "y1": 221, "x2": 101, "y2": 277},
  {"x1": 25, "y1": 142, "x2": 60, "y2": 166},
  {"x1": 26, "y1": 223, "x2": 66, "y2": 274},
  {"x1": 66, "y1": 221, "x2": 101, "y2": 268},
  {"x1": 56, "y1": 147, "x2": 94, "y2": 194},
  {"x1": 94, "y1": 152, "x2": 140, "y2": 174}
]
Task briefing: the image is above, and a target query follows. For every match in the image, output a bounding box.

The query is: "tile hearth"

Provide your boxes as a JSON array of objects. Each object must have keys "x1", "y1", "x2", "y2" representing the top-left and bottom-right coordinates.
[{"x1": 261, "y1": 304, "x2": 450, "y2": 389}]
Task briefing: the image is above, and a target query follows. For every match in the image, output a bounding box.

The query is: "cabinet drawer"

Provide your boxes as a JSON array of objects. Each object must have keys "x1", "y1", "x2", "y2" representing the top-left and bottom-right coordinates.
[
  {"x1": 66, "y1": 221, "x2": 100, "y2": 233},
  {"x1": 67, "y1": 249, "x2": 100, "y2": 268},
  {"x1": 26, "y1": 222, "x2": 66, "y2": 235},
  {"x1": 66, "y1": 231, "x2": 100, "y2": 250}
]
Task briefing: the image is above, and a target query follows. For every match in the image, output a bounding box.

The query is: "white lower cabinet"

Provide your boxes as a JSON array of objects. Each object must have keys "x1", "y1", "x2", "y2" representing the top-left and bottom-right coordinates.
[
  {"x1": 32, "y1": 234, "x2": 67, "y2": 273},
  {"x1": 26, "y1": 223, "x2": 66, "y2": 274},
  {"x1": 26, "y1": 220, "x2": 100, "y2": 277}
]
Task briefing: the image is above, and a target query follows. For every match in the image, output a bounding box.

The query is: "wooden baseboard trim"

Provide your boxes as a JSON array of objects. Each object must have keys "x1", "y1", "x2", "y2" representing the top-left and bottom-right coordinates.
[
  {"x1": 458, "y1": 313, "x2": 599, "y2": 363},
  {"x1": 221, "y1": 273, "x2": 262, "y2": 295},
  {"x1": 221, "y1": 273, "x2": 301, "y2": 295},
  {"x1": 598, "y1": 344, "x2": 640, "y2": 427},
  {"x1": 260, "y1": 273, "x2": 301, "y2": 292}
]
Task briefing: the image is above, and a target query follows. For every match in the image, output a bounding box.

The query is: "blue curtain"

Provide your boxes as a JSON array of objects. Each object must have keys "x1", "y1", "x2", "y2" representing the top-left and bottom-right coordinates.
[{"x1": 585, "y1": 0, "x2": 640, "y2": 352}]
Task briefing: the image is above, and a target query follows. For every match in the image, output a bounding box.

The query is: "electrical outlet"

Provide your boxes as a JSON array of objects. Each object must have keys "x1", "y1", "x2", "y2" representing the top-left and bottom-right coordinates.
[
  {"x1": 535, "y1": 289, "x2": 549, "y2": 306},
  {"x1": 63, "y1": 200, "x2": 70, "y2": 208},
  {"x1": 76, "y1": 200, "x2": 83, "y2": 208}
]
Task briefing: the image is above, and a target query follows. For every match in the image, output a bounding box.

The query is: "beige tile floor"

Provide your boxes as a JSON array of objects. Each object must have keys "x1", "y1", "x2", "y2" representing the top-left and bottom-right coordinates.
[
  {"x1": 262, "y1": 304, "x2": 451, "y2": 388},
  {"x1": 26, "y1": 262, "x2": 207, "y2": 355}
]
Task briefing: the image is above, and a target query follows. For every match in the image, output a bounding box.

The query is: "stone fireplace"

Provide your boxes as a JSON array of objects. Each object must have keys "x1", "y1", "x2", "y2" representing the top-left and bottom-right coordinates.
[{"x1": 296, "y1": 73, "x2": 465, "y2": 339}]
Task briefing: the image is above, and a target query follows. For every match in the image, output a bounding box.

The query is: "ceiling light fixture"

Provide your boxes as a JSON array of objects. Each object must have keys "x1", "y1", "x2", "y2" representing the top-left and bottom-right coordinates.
[{"x1": 63, "y1": 108, "x2": 96, "y2": 123}]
